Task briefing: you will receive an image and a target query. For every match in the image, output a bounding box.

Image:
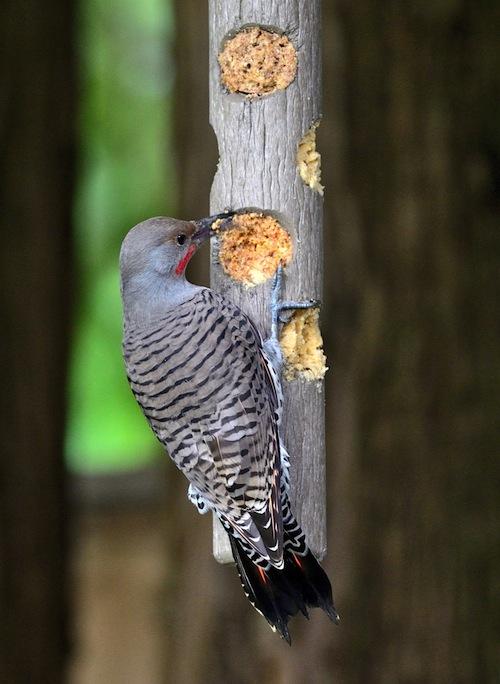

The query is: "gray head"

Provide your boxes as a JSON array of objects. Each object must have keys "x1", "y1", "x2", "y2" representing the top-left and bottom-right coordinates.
[
  {"x1": 120, "y1": 216, "x2": 197, "y2": 283},
  {"x1": 120, "y1": 213, "x2": 234, "y2": 323}
]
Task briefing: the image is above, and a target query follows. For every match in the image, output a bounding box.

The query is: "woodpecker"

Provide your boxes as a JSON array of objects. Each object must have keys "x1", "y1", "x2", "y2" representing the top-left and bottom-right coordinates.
[{"x1": 119, "y1": 214, "x2": 339, "y2": 642}]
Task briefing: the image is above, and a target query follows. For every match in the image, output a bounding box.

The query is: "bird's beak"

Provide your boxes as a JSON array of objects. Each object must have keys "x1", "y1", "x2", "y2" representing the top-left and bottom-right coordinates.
[{"x1": 192, "y1": 211, "x2": 235, "y2": 245}]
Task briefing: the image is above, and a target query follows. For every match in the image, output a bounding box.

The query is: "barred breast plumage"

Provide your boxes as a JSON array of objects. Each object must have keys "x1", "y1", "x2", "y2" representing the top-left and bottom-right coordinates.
[{"x1": 123, "y1": 288, "x2": 283, "y2": 565}]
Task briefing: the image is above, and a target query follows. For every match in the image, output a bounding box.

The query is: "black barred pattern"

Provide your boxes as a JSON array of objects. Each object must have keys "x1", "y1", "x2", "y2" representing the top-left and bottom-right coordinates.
[
  {"x1": 123, "y1": 288, "x2": 284, "y2": 566},
  {"x1": 228, "y1": 493, "x2": 339, "y2": 643},
  {"x1": 220, "y1": 479, "x2": 305, "y2": 570}
]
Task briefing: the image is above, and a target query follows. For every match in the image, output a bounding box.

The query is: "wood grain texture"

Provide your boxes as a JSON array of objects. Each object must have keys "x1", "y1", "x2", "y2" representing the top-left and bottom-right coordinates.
[{"x1": 208, "y1": 0, "x2": 326, "y2": 562}]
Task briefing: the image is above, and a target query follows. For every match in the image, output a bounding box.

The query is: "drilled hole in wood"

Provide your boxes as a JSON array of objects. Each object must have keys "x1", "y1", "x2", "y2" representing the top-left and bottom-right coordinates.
[
  {"x1": 218, "y1": 26, "x2": 297, "y2": 97},
  {"x1": 213, "y1": 212, "x2": 292, "y2": 287},
  {"x1": 279, "y1": 307, "x2": 328, "y2": 381},
  {"x1": 297, "y1": 122, "x2": 324, "y2": 195}
]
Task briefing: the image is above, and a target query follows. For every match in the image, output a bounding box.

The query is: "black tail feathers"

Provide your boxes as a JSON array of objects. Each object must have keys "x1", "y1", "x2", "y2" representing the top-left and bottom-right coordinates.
[{"x1": 229, "y1": 532, "x2": 340, "y2": 644}]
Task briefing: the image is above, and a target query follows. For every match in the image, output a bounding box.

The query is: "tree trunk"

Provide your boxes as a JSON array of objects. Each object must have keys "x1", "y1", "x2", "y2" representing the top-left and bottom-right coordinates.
[
  {"x1": 321, "y1": 1, "x2": 500, "y2": 682},
  {"x1": 0, "y1": 2, "x2": 75, "y2": 683},
  {"x1": 209, "y1": 0, "x2": 326, "y2": 563}
]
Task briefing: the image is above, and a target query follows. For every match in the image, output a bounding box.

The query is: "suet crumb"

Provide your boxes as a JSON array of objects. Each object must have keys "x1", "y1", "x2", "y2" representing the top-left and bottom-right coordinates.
[
  {"x1": 214, "y1": 212, "x2": 292, "y2": 287},
  {"x1": 279, "y1": 307, "x2": 327, "y2": 381},
  {"x1": 218, "y1": 27, "x2": 297, "y2": 97},
  {"x1": 297, "y1": 122, "x2": 324, "y2": 195}
]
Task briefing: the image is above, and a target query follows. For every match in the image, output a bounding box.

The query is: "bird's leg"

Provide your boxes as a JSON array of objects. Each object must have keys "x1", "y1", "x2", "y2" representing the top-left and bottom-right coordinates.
[
  {"x1": 270, "y1": 264, "x2": 320, "y2": 342},
  {"x1": 265, "y1": 264, "x2": 320, "y2": 371}
]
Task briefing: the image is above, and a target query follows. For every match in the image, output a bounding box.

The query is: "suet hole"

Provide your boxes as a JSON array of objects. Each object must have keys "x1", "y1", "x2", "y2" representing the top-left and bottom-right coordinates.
[
  {"x1": 214, "y1": 212, "x2": 292, "y2": 287},
  {"x1": 297, "y1": 122, "x2": 324, "y2": 195},
  {"x1": 218, "y1": 27, "x2": 297, "y2": 97},
  {"x1": 279, "y1": 307, "x2": 328, "y2": 381}
]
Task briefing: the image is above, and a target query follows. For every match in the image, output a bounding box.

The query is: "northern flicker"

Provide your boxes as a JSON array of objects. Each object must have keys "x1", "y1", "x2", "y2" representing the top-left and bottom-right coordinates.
[{"x1": 120, "y1": 214, "x2": 339, "y2": 642}]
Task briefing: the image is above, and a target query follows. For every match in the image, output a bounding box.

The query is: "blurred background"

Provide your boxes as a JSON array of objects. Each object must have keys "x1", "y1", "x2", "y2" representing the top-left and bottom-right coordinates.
[{"x1": 1, "y1": 1, "x2": 499, "y2": 683}]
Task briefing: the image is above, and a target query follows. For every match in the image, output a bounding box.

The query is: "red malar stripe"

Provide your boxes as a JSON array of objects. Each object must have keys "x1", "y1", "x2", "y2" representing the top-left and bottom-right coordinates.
[{"x1": 175, "y1": 244, "x2": 197, "y2": 275}]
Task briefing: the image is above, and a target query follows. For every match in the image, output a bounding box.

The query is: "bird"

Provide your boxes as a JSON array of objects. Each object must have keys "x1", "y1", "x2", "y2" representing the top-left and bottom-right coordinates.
[{"x1": 119, "y1": 213, "x2": 339, "y2": 643}]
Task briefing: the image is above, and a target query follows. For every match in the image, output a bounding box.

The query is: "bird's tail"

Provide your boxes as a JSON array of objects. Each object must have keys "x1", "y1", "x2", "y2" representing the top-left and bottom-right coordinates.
[{"x1": 228, "y1": 506, "x2": 339, "y2": 643}]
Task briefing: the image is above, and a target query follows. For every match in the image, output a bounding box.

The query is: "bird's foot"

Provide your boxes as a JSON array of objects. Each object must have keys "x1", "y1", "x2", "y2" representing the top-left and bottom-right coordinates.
[{"x1": 270, "y1": 264, "x2": 320, "y2": 343}]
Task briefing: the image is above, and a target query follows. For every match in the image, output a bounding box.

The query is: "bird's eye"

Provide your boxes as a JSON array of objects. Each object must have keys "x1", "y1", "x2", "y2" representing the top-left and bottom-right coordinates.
[{"x1": 176, "y1": 234, "x2": 187, "y2": 246}]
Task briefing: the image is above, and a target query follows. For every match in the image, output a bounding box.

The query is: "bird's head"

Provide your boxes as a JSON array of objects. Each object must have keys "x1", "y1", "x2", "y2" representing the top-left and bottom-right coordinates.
[
  {"x1": 120, "y1": 212, "x2": 234, "y2": 284},
  {"x1": 120, "y1": 212, "x2": 233, "y2": 320}
]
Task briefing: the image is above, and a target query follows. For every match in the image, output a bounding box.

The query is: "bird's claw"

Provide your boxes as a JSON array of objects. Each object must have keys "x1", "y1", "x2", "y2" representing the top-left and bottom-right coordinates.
[{"x1": 270, "y1": 265, "x2": 320, "y2": 342}]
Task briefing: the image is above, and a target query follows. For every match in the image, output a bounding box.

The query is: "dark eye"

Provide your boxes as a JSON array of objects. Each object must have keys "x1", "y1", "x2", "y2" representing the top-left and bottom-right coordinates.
[{"x1": 176, "y1": 234, "x2": 187, "y2": 246}]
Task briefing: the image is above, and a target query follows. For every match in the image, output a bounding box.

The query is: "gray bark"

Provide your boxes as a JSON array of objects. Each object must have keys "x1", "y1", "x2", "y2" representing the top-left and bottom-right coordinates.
[{"x1": 208, "y1": 0, "x2": 325, "y2": 562}]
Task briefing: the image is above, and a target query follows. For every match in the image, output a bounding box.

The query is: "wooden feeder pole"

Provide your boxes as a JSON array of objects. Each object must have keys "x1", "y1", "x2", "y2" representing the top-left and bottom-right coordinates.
[{"x1": 208, "y1": 1, "x2": 326, "y2": 562}]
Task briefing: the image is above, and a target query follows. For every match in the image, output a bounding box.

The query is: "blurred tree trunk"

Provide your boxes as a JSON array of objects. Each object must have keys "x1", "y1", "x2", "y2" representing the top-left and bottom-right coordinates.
[
  {"x1": 165, "y1": 1, "x2": 500, "y2": 682},
  {"x1": 322, "y1": 2, "x2": 500, "y2": 682},
  {"x1": 0, "y1": 2, "x2": 75, "y2": 683},
  {"x1": 162, "y1": 4, "x2": 220, "y2": 684},
  {"x1": 173, "y1": 0, "x2": 218, "y2": 286}
]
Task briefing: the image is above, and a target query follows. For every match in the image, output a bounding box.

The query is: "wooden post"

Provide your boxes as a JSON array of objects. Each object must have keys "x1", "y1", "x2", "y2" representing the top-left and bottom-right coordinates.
[{"x1": 208, "y1": 1, "x2": 325, "y2": 562}]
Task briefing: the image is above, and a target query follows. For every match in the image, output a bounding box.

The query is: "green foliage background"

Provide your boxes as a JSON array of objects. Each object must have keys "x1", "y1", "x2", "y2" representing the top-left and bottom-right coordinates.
[{"x1": 66, "y1": 0, "x2": 175, "y2": 472}]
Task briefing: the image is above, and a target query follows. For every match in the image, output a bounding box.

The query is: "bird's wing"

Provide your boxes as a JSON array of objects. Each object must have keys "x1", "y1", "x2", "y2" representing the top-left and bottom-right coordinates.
[{"x1": 124, "y1": 289, "x2": 284, "y2": 566}]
